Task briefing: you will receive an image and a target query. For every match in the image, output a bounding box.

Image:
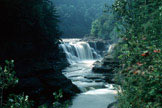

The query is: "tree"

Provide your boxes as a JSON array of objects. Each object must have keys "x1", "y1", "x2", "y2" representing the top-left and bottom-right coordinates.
[
  {"x1": 0, "y1": 0, "x2": 63, "y2": 106},
  {"x1": 90, "y1": 13, "x2": 116, "y2": 40},
  {"x1": 53, "y1": 0, "x2": 115, "y2": 38},
  {"x1": 113, "y1": 0, "x2": 162, "y2": 107},
  {"x1": 0, "y1": 0, "x2": 61, "y2": 62}
]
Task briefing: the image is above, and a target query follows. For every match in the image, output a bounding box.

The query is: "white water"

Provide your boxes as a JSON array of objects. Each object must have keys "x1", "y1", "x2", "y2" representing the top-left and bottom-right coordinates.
[
  {"x1": 59, "y1": 39, "x2": 101, "y2": 64},
  {"x1": 70, "y1": 89, "x2": 117, "y2": 108},
  {"x1": 60, "y1": 39, "x2": 117, "y2": 108}
]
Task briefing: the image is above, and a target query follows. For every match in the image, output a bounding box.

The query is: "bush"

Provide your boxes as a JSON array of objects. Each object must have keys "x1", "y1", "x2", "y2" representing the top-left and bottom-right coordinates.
[
  {"x1": 5, "y1": 94, "x2": 33, "y2": 108},
  {"x1": 0, "y1": 61, "x2": 69, "y2": 108},
  {"x1": 113, "y1": 0, "x2": 162, "y2": 107},
  {"x1": 0, "y1": 60, "x2": 33, "y2": 107}
]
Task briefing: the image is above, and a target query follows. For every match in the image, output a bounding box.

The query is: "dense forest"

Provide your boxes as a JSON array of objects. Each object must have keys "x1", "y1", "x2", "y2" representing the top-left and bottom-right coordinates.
[
  {"x1": 0, "y1": 0, "x2": 79, "y2": 107},
  {"x1": 90, "y1": 10, "x2": 118, "y2": 42},
  {"x1": 113, "y1": 0, "x2": 162, "y2": 107},
  {"x1": 0, "y1": 0, "x2": 161, "y2": 108},
  {"x1": 53, "y1": 0, "x2": 114, "y2": 38}
]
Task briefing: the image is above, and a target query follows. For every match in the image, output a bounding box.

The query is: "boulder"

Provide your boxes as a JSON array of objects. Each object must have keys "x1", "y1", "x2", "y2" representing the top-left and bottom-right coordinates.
[
  {"x1": 82, "y1": 37, "x2": 110, "y2": 56},
  {"x1": 107, "y1": 101, "x2": 118, "y2": 108},
  {"x1": 92, "y1": 44, "x2": 119, "y2": 83}
]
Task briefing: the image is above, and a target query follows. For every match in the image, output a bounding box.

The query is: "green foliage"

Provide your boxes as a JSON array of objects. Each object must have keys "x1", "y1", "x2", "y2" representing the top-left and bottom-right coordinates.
[
  {"x1": 53, "y1": 90, "x2": 63, "y2": 102},
  {"x1": 0, "y1": 60, "x2": 18, "y2": 107},
  {"x1": 113, "y1": 0, "x2": 162, "y2": 107},
  {"x1": 90, "y1": 13, "x2": 117, "y2": 40},
  {"x1": 54, "y1": 0, "x2": 114, "y2": 38},
  {"x1": 0, "y1": 60, "x2": 33, "y2": 108},
  {"x1": 53, "y1": 90, "x2": 70, "y2": 108},
  {"x1": 0, "y1": 60, "x2": 18, "y2": 89},
  {"x1": 90, "y1": 3, "x2": 120, "y2": 42},
  {"x1": 4, "y1": 94, "x2": 33, "y2": 108},
  {"x1": 39, "y1": 90, "x2": 70, "y2": 108},
  {"x1": 0, "y1": 0, "x2": 67, "y2": 107},
  {"x1": 0, "y1": 61, "x2": 68, "y2": 107}
]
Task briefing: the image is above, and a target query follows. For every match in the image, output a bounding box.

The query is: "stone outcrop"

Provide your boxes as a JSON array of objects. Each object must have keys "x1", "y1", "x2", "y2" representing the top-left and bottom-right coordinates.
[
  {"x1": 82, "y1": 37, "x2": 112, "y2": 56},
  {"x1": 92, "y1": 44, "x2": 119, "y2": 83},
  {"x1": 107, "y1": 101, "x2": 118, "y2": 108}
]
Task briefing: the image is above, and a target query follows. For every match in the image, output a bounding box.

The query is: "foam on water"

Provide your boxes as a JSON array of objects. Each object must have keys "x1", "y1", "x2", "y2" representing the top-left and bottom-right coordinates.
[
  {"x1": 59, "y1": 39, "x2": 101, "y2": 64},
  {"x1": 60, "y1": 39, "x2": 117, "y2": 108}
]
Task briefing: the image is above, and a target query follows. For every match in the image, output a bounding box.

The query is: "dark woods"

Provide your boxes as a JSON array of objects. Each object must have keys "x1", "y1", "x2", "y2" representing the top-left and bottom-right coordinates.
[
  {"x1": 0, "y1": 0, "x2": 70, "y2": 107},
  {"x1": 0, "y1": 0, "x2": 61, "y2": 62}
]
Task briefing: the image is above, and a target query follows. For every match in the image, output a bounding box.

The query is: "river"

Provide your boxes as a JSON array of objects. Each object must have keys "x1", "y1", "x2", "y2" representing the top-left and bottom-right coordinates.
[{"x1": 60, "y1": 39, "x2": 117, "y2": 108}]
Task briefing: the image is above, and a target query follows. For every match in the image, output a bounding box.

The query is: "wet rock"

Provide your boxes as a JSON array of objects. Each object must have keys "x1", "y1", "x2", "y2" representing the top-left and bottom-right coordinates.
[
  {"x1": 93, "y1": 65, "x2": 113, "y2": 73},
  {"x1": 82, "y1": 37, "x2": 110, "y2": 56},
  {"x1": 94, "y1": 79, "x2": 104, "y2": 82},
  {"x1": 107, "y1": 101, "x2": 118, "y2": 108},
  {"x1": 92, "y1": 44, "x2": 119, "y2": 83}
]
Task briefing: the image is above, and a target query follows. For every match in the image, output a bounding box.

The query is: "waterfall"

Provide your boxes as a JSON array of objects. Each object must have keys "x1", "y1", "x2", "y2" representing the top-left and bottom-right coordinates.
[
  {"x1": 107, "y1": 44, "x2": 116, "y2": 55},
  {"x1": 59, "y1": 39, "x2": 101, "y2": 64}
]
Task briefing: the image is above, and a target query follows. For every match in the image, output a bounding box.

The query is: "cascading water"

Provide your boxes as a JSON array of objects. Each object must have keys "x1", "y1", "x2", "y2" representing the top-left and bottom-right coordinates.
[
  {"x1": 60, "y1": 39, "x2": 116, "y2": 108},
  {"x1": 107, "y1": 44, "x2": 116, "y2": 55},
  {"x1": 59, "y1": 39, "x2": 101, "y2": 64}
]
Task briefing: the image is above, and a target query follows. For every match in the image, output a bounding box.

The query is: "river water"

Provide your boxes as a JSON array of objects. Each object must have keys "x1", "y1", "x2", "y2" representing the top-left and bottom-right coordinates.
[{"x1": 60, "y1": 39, "x2": 117, "y2": 108}]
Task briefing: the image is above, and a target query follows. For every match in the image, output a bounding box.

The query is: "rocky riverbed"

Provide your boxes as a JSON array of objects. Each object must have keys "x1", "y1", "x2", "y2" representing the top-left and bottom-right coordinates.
[
  {"x1": 59, "y1": 39, "x2": 118, "y2": 108},
  {"x1": 92, "y1": 44, "x2": 119, "y2": 83},
  {"x1": 62, "y1": 60, "x2": 117, "y2": 108}
]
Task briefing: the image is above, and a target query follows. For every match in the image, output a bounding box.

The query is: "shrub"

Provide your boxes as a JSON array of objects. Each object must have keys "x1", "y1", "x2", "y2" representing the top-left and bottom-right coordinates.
[
  {"x1": 113, "y1": 0, "x2": 162, "y2": 107},
  {"x1": 0, "y1": 60, "x2": 33, "y2": 107}
]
